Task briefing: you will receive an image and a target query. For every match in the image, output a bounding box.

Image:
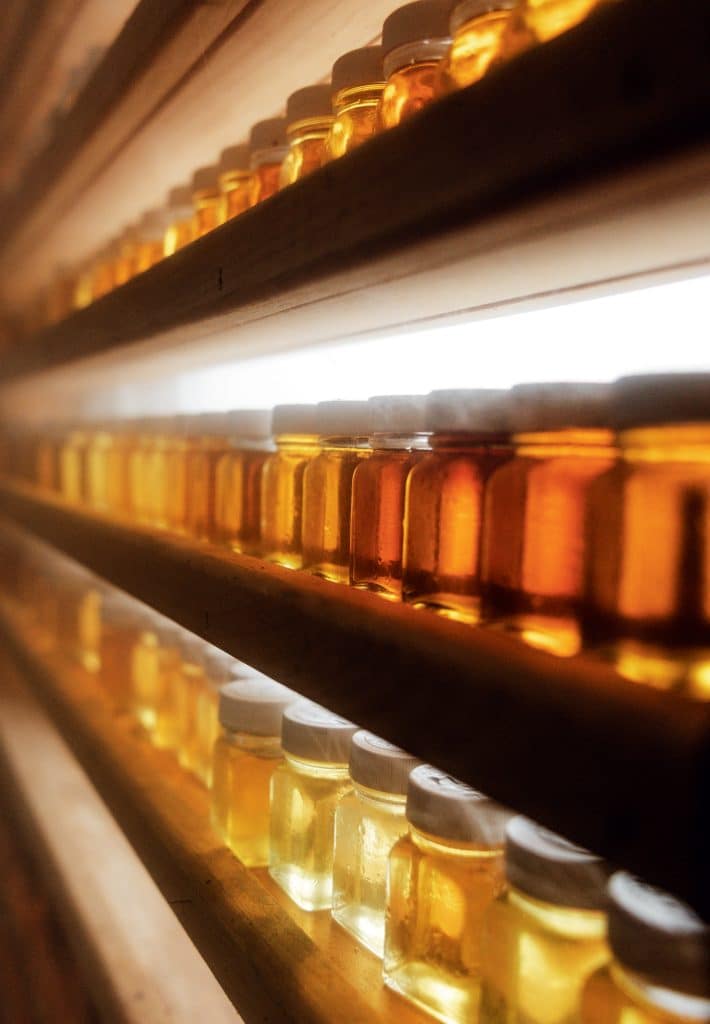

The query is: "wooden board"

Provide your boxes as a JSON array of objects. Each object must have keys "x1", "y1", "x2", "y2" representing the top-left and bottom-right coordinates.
[{"x1": 0, "y1": 481, "x2": 707, "y2": 917}]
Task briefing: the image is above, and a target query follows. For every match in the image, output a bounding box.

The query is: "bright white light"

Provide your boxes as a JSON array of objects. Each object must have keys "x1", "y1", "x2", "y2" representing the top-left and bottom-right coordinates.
[{"x1": 138, "y1": 273, "x2": 710, "y2": 413}]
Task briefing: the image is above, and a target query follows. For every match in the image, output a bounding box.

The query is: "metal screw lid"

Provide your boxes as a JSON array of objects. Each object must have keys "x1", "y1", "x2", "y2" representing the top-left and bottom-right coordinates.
[
  {"x1": 425, "y1": 388, "x2": 510, "y2": 432},
  {"x1": 281, "y1": 700, "x2": 357, "y2": 764},
  {"x1": 166, "y1": 184, "x2": 193, "y2": 211},
  {"x1": 607, "y1": 873, "x2": 710, "y2": 998},
  {"x1": 272, "y1": 404, "x2": 320, "y2": 435},
  {"x1": 509, "y1": 382, "x2": 612, "y2": 432},
  {"x1": 191, "y1": 165, "x2": 220, "y2": 192},
  {"x1": 222, "y1": 408, "x2": 273, "y2": 440},
  {"x1": 218, "y1": 143, "x2": 250, "y2": 174},
  {"x1": 316, "y1": 400, "x2": 371, "y2": 437},
  {"x1": 349, "y1": 731, "x2": 421, "y2": 795},
  {"x1": 249, "y1": 117, "x2": 288, "y2": 151},
  {"x1": 406, "y1": 765, "x2": 510, "y2": 843},
  {"x1": 505, "y1": 817, "x2": 608, "y2": 910},
  {"x1": 218, "y1": 677, "x2": 297, "y2": 736},
  {"x1": 382, "y1": 1, "x2": 454, "y2": 55},
  {"x1": 332, "y1": 47, "x2": 385, "y2": 93},
  {"x1": 286, "y1": 84, "x2": 333, "y2": 124},
  {"x1": 610, "y1": 373, "x2": 710, "y2": 430},
  {"x1": 450, "y1": 0, "x2": 519, "y2": 33},
  {"x1": 367, "y1": 395, "x2": 428, "y2": 434}
]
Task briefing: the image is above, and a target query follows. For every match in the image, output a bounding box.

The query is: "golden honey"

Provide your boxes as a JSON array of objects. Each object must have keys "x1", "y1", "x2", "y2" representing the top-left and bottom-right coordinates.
[
  {"x1": 73, "y1": 262, "x2": 94, "y2": 310},
  {"x1": 90, "y1": 242, "x2": 117, "y2": 301},
  {"x1": 183, "y1": 647, "x2": 240, "y2": 784},
  {"x1": 98, "y1": 591, "x2": 143, "y2": 708},
  {"x1": 153, "y1": 634, "x2": 205, "y2": 754},
  {"x1": 332, "y1": 733, "x2": 420, "y2": 957},
  {"x1": 114, "y1": 226, "x2": 139, "y2": 286},
  {"x1": 280, "y1": 85, "x2": 334, "y2": 188},
  {"x1": 385, "y1": 768, "x2": 509, "y2": 1022},
  {"x1": 301, "y1": 401, "x2": 371, "y2": 583},
  {"x1": 85, "y1": 422, "x2": 132, "y2": 515},
  {"x1": 127, "y1": 419, "x2": 154, "y2": 525},
  {"x1": 581, "y1": 874, "x2": 710, "y2": 1024},
  {"x1": 35, "y1": 427, "x2": 60, "y2": 492},
  {"x1": 402, "y1": 389, "x2": 510, "y2": 623},
  {"x1": 130, "y1": 620, "x2": 181, "y2": 734},
  {"x1": 350, "y1": 396, "x2": 428, "y2": 600},
  {"x1": 135, "y1": 210, "x2": 168, "y2": 273},
  {"x1": 480, "y1": 817, "x2": 609, "y2": 1023},
  {"x1": 583, "y1": 375, "x2": 710, "y2": 698},
  {"x1": 213, "y1": 409, "x2": 273, "y2": 552},
  {"x1": 217, "y1": 144, "x2": 253, "y2": 223},
  {"x1": 184, "y1": 414, "x2": 232, "y2": 542},
  {"x1": 481, "y1": 383, "x2": 615, "y2": 657},
  {"x1": 378, "y1": 1, "x2": 452, "y2": 131},
  {"x1": 260, "y1": 404, "x2": 320, "y2": 570},
  {"x1": 211, "y1": 677, "x2": 295, "y2": 866},
  {"x1": 191, "y1": 165, "x2": 222, "y2": 239},
  {"x1": 163, "y1": 185, "x2": 195, "y2": 256},
  {"x1": 520, "y1": 0, "x2": 613, "y2": 44},
  {"x1": 269, "y1": 702, "x2": 357, "y2": 911},
  {"x1": 325, "y1": 48, "x2": 385, "y2": 161},
  {"x1": 248, "y1": 118, "x2": 289, "y2": 206},
  {"x1": 445, "y1": 0, "x2": 520, "y2": 90},
  {"x1": 59, "y1": 428, "x2": 89, "y2": 504}
]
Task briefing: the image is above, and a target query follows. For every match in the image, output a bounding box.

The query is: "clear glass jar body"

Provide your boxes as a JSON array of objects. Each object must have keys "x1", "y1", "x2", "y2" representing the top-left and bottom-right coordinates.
[
  {"x1": 214, "y1": 444, "x2": 271, "y2": 552},
  {"x1": 378, "y1": 43, "x2": 450, "y2": 130},
  {"x1": 164, "y1": 433, "x2": 197, "y2": 534},
  {"x1": 583, "y1": 425, "x2": 710, "y2": 698},
  {"x1": 332, "y1": 784, "x2": 408, "y2": 957},
  {"x1": 163, "y1": 217, "x2": 195, "y2": 257},
  {"x1": 36, "y1": 436, "x2": 59, "y2": 492},
  {"x1": 280, "y1": 117, "x2": 334, "y2": 188},
  {"x1": 269, "y1": 753, "x2": 352, "y2": 911},
  {"x1": 402, "y1": 432, "x2": 511, "y2": 622},
  {"x1": 59, "y1": 431, "x2": 88, "y2": 504},
  {"x1": 145, "y1": 429, "x2": 173, "y2": 529},
  {"x1": 73, "y1": 586, "x2": 102, "y2": 673},
  {"x1": 522, "y1": 0, "x2": 612, "y2": 43},
  {"x1": 324, "y1": 84, "x2": 384, "y2": 161},
  {"x1": 135, "y1": 239, "x2": 164, "y2": 274},
  {"x1": 85, "y1": 431, "x2": 132, "y2": 514},
  {"x1": 154, "y1": 658, "x2": 203, "y2": 754},
  {"x1": 128, "y1": 432, "x2": 152, "y2": 524},
  {"x1": 219, "y1": 170, "x2": 253, "y2": 223},
  {"x1": 385, "y1": 828, "x2": 506, "y2": 1024},
  {"x1": 260, "y1": 433, "x2": 319, "y2": 569},
  {"x1": 581, "y1": 962, "x2": 710, "y2": 1024},
  {"x1": 99, "y1": 621, "x2": 138, "y2": 708},
  {"x1": 445, "y1": 8, "x2": 517, "y2": 90},
  {"x1": 193, "y1": 682, "x2": 221, "y2": 786},
  {"x1": 130, "y1": 631, "x2": 181, "y2": 733},
  {"x1": 185, "y1": 435, "x2": 231, "y2": 541},
  {"x1": 211, "y1": 730, "x2": 283, "y2": 866},
  {"x1": 301, "y1": 437, "x2": 370, "y2": 583},
  {"x1": 481, "y1": 428, "x2": 616, "y2": 656},
  {"x1": 350, "y1": 439, "x2": 427, "y2": 599},
  {"x1": 249, "y1": 151, "x2": 286, "y2": 206},
  {"x1": 193, "y1": 188, "x2": 222, "y2": 238},
  {"x1": 479, "y1": 885, "x2": 609, "y2": 1023}
]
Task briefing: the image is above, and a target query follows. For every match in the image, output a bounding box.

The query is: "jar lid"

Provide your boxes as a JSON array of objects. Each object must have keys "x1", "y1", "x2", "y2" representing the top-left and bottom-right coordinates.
[
  {"x1": 191, "y1": 165, "x2": 220, "y2": 192},
  {"x1": 332, "y1": 47, "x2": 385, "y2": 93},
  {"x1": 611, "y1": 373, "x2": 710, "y2": 430},
  {"x1": 249, "y1": 117, "x2": 288, "y2": 151},
  {"x1": 368, "y1": 395, "x2": 428, "y2": 434},
  {"x1": 607, "y1": 873, "x2": 710, "y2": 998},
  {"x1": 218, "y1": 677, "x2": 296, "y2": 736},
  {"x1": 406, "y1": 765, "x2": 510, "y2": 843},
  {"x1": 281, "y1": 701, "x2": 357, "y2": 763},
  {"x1": 286, "y1": 84, "x2": 333, "y2": 124},
  {"x1": 138, "y1": 208, "x2": 171, "y2": 241},
  {"x1": 425, "y1": 389, "x2": 510, "y2": 432},
  {"x1": 505, "y1": 817, "x2": 608, "y2": 910},
  {"x1": 223, "y1": 408, "x2": 273, "y2": 441},
  {"x1": 382, "y1": 1, "x2": 454, "y2": 55},
  {"x1": 218, "y1": 143, "x2": 250, "y2": 174},
  {"x1": 166, "y1": 184, "x2": 193, "y2": 211},
  {"x1": 349, "y1": 731, "x2": 421, "y2": 794},
  {"x1": 316, "y1": 400, "x2": 371, "y2": 436},
  {"x1": 272, "y1": 403, "x2": 320, "y2": 435},
  {"x1": 450, "y1": 0, "x2": 518, "y2": 33},
  {"x1": 509, "y1": 382, "x2": 612, "y2": 432}
]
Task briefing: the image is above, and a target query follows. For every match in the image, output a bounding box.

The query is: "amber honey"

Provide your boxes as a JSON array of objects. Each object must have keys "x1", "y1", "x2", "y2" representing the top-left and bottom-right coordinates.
[
  {"x1": 99, "y1": 592, "x2": 143, "y2": 707},
  {"x1": 85, "y1": 423, "x2": 132, "y2": 515},
  {"x1": 35, "y1": 428, "x2": 60, "y2": 492},
  {"x1": 114, "y1": 226, "x2": 139, "y2": 286},
  {"x1": 135, "y1": 210, "x2": 168, "y2": 274},
  {"x1": 260, "y1": 405, "x2": 320, "y2": 570},
  {"x1": 402, "y1": 390, "x2": 511, "y2": 623},
  {"x1": 520, "y1": 0, "x2": 613, "y2": 43},
  {"x1": 213, "y1": 409, "x2": 272, "y2": 552},
  {"x1": 350, "y1": 396, "x2": 428, "y2": 600},
  {"x1": 378, "y1": 1, "x2": 452, "y2": 130},
  {"x1": 144, "y1": 418, "x2": 176, "y2": 529},
  {"x1": 59, "y1": 428, "x2": 89, "y2": 504},
  {"x1": 583, "y1": 375, "x2": 710, "y2": 698},
  {"x1": 445, "y1": 0, "x2": 519, "y2": 90},
  {"x1": 154, "y1": 635, "x2": 205, "y2": 755},
  {"x1": 280, "y1": 86, "x2": 334, "y2": 188},
  {"x1": 301, "y1": 401, "x2": 371, "y2": 583},
  {"x1": 217, "y1": 144, "x2": 252, "y2": 223},
  {"x1": 191, "y1": 165, "x2": 222, "y2": 238},
  {"x1": 481, "y1": 383, "x2": 615, "y2": 657},
  {"x1": 130, "y1": 620, "x2": 181, "y2": 734},
  {"x1": 127, "y1": 419, "x2": 154, "y2": 524},
  {"x1": 184, "y1": 414, "x2": 232, "y2": 542},
  {"x1": 163, "y1": 185, "x2": 195, "y2": 256},
  {"x1": 325, "y1": 48, "x2": 385, "y2": 161},
  {"x1": 248, "y1": 118, "x2": 288, "y2": 206}
]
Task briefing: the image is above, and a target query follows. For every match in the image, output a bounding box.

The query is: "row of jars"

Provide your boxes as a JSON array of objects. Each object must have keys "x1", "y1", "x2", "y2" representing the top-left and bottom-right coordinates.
[
  {"x1": 4, "y1": 372, "x2": 710, "y2": 699},
  {"x1": 32, "y1": 0, "x2": 616, "y2": 330},
  {"x1": 2, "y1": 545, "x2": 707, "y2": 1024}
]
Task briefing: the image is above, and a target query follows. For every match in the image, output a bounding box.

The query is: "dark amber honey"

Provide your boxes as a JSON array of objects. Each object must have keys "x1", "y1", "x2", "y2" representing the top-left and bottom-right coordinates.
[
  {"x1": 213, "y1": 409, "x2": 272, "y2": 552},
  {"x1": 378, "y1": 1, "x2": 452, "y2": 130}
]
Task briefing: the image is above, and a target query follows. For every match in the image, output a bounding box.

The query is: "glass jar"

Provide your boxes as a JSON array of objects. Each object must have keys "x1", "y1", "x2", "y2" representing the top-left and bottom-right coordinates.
[
  {"x1": 480, "y1": 816, "x2": 609, "y2": 1023},
  {"x1": 402, "y1": 389, "x2": 511, "y2": 622},
  {"x1": 127, "y1": 418, "x2": 154, "y2": 525},
  {"x1": 130, "y1": 617, "x2": 181, "y2": 734},
  {"x1": 248, "y1": 118, "x2": 289, "y2": 206},
  {"x1": 211, "y1": 676, "x2": 295, "y2": 866},
  {"x1": 98, "y1": 591, "x2": 143, "y2": 709},
  {"x1": 269, "y1": 701, "x2": 357, "y2": 911},
  {"x1": 184, "y1": 413, "x2": 232, "y2": 542},
  {"x1": 85, "y1": 421, "x2": 132, "y2": 515},
  {"x1": 114, "y1": 225, "x2": 139, "y2": 286},
  {"x1": 153, "y1": 632, "x2": 206, "y2": 754},
  {"x1": 260, "y1": 404, "x2": 320, "y2": 569},
  {"x1": 444, "y1": 0, "x2": 520, "y2": 90},
  {"x1": 519, "y1": 0, "x2": 614, "y2": 45},
  {"x1": 217, "y1": 143, "x2": 252, "y2": 223},
  {"x1": 190, "y1": 647, "x2": 243, "y2": 786},
  {"x1": 385, "y1": 766, "x2": 510, "y2": 1023},
  {"x1": 191, "y1": 165, "x2": 222, "y2": 238},
  {"x1": 301, "y1": 401, "x2": 371, "y2": 583},
  {"x1": 324, "y1": 47, "x2": 385, "y2": 161},
  {"x1": 163, "y1": 184, "x2": 195, "y2": 256},
  {"x1": 144, "y1": 417, "x2": 176, "y2": 530},
  {"x1": 350, "y1": 395, "x2": 428, "y2": 599},
  {"x1": 135, "y1": 209, "x2": 168, "y2": 274},
  {"x1": 481, "y1": 382, "x2": 616, "y2": 657},
  {"x1": 280, "y1": 85, "x2": 334, "y2": 188},
  {"x1": 581, "y1": 873, "x2": 710, "y2": 1024},
  {"x1": 213, "y1": 408, "x2": 273, "y2": 552},
  {"x1": 59, "y1": 427, "x2": 89, "y2": 504},
  {"x1": 583, "y1": 374, "x2": 710, "y2": 698},
  {"x1": 332, "y1": 731, "x2": 420, "y2": 956},
  {"x1": 378, "y1": 1, "x2": 452, "y2": 131}
]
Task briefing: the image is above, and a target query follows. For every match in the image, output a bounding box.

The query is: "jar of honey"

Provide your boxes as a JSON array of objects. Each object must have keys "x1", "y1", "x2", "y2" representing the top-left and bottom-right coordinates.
[
  {"x1": 217, "y1": 143, "x2": 252, "y2": 223},
  {"x1": 324, "y1": 47, "x2": 385, "y2": 160},
  {"x1": 248, "y1": 118, "x2": 289, "y2": 206},
  {"x1": 280, "y1": 85, "x2": 334, "y2": 188},
  {"x1": 163, "y1": 184, "x2": 195, "y2": 256},
  {"x1": 191, "y1": 165, "x2": 222, "y2": 238},
  {"x1": 445, "y1": 0, "x2": 520, "y2": 90}
]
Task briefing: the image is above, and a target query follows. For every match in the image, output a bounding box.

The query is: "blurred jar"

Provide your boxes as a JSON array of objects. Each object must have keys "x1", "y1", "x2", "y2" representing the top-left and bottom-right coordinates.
[
  {"x1": 324, "y1": 47, "x2": 385, "y2": 161},
  {"x1": 444, "y1": 0, "x2": 520, "y2": 90},
  {"x1": 114, "y1": 225, "x2": 140, "y2": 286},
  {"x1": 378, "y1": 1, "x2": 452, "y2": 131},
  {"x1": 191, "y1": 165, "x2": 222, "y2": 238},
  {"x1": 135, "y1": 209, "x2": 169, "y2": 273},
  {"x1": 59, "y1": 426, "x2": 89, "y2": 504},
  {"x1": 280, "y1": 85, "x2": 334, "y2": 188},
  {"x1": 163, "y1": 184, "x2": 196, "y2": 256},
  {"x1": 248, "y1": 118, "x2": 289, "y2": 206},
  {"x1": 517, "y1": 0, "x2": 615, "y2": 46},
  {"x1": 213, "y1": 408, "x2": 273, "y2": 552},
  {"x1": 217, "y1": 143, "x2": 252, "y2": 223}
]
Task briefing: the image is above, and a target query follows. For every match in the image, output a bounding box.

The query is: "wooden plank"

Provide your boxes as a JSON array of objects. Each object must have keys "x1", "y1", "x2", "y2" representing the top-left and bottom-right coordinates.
[
  {"x1": 0, "y1": 656, "x2": 243, "y2": 1024},
  {"x1": 1, "y1": 0, "x2": 709, "y2": 384},
  {"x1": 0, "y1": 615, "x2": 428, "y2": 1024},
  {"x1": 0, "y1": 481, "x2": 707, "y2": 917}
]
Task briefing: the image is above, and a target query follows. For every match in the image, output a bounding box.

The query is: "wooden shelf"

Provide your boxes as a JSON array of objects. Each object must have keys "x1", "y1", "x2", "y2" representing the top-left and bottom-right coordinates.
[
  {"x1": 1, "y1": 480, "x2": 708, "y2": 917},
  {"x1": 0, "y1": 606, "x2": 428, "y2": 1024},
  {"x1": 0, "y1": 0, "x2": 709, "y2": 386}
]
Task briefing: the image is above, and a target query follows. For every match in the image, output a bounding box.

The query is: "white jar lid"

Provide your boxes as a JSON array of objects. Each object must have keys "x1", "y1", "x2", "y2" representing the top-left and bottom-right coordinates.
[
  {"x1": 272, "y1": 404, "x2": 320, "y2": 435},
  {"x1": 367, "y1": 395, "x2": 428, "y2": 434},
  {"x1": 425, "y1": 389, "x2": 510, "y2": 432},
  {"x1": 349, "y1": 731, "x2": 421, "y2": 794},
  {"x1": 505, "y1": 817, "x2": 608, "y2": 910},
  {"x1": 406, "y1": 765, "x2": 510, "y2": 844},
  {"x1": 316, "y1": 400, "x2": 371, "y2": 437},
  {"x1": 218, "y1": 678, "x2": 297, "y2": 736},
  {"x1": 509, "y1": 382, "x2": 612, "y2": 432},
  {"x1": 281, "y1": 700, "x2": 357, "y2": 764}
]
